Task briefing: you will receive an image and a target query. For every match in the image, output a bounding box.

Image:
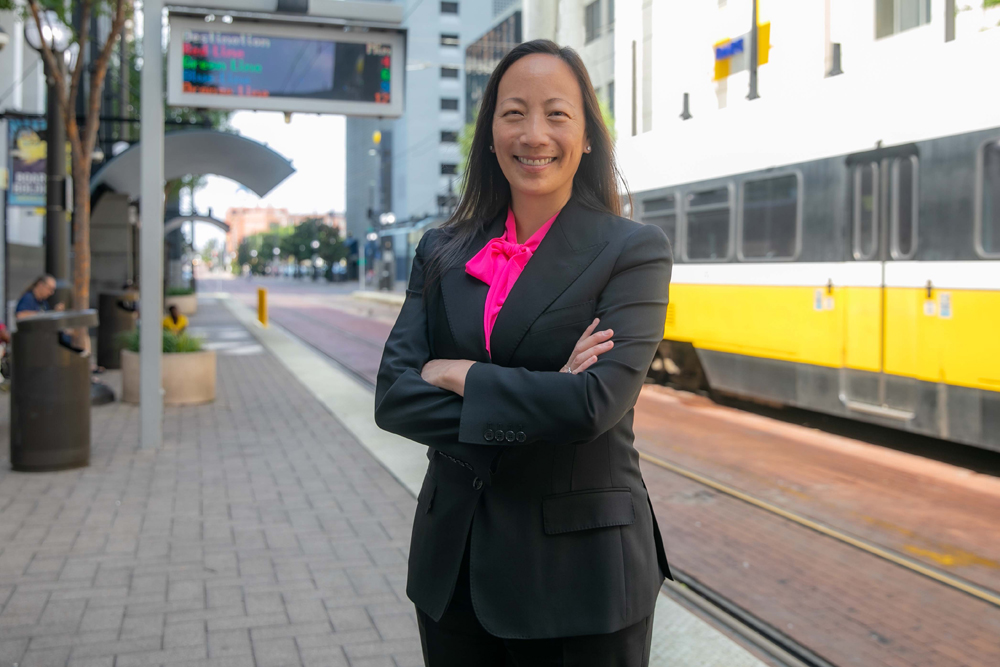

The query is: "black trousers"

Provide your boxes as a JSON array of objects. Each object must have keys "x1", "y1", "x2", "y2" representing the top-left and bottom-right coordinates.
[{"x1": 416, "y1": 539, "x2": 655, "y2": 667}]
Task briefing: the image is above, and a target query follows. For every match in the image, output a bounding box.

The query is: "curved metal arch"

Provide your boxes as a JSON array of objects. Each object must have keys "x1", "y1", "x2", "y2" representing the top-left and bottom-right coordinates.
[
  {"x1": 91, "y1": 129, "x2": 295, "y2": 199},
  {"x1": 163, "y1": 215, "x2": 229, "y2": 236}
]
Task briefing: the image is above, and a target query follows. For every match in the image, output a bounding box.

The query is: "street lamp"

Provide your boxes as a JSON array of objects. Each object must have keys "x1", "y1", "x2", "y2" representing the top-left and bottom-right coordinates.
[{"x1": 25, "y1": 10, "x2": 73, "y2": 307}]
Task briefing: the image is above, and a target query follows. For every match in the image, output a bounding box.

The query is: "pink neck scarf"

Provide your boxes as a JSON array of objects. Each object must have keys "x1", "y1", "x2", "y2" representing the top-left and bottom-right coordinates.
[{"x1": 465, "y1": 207, "x2": 560, "y2": 357}]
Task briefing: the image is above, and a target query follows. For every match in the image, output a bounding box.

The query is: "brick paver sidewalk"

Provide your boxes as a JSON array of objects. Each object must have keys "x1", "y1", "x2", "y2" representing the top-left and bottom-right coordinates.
[{"x1": 0, "y1": 299, "x2": 422, "y2": 667}]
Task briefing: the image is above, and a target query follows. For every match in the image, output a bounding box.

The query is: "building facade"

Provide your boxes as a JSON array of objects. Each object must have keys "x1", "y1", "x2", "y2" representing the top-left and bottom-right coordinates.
[{"x1": 344, "y1": 0, "x2": 493, "y2": 244}]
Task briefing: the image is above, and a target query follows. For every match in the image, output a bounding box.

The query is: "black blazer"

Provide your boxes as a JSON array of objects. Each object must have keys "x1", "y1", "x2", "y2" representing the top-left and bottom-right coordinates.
[{"x1": 374, "y1": 199, "x2": 673, "y2": 640}]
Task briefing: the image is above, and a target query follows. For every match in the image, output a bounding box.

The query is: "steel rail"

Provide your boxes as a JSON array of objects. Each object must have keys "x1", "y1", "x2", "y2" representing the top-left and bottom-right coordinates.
[{"x1": 638, "y1": 450, "x2": 1000, "y2": 609}]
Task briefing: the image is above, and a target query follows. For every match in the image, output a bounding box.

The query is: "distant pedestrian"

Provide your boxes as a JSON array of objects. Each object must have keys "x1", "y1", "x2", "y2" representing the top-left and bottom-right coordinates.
[
  {"x1": 375, "y1": 41, "x2": 671, "y2": 666},
  {"x1": 15, "y1": 274, "x2": 63, "y2": 319},
  {"x1": 162, "y1": 305, "x2": 188, "y2": 335}
]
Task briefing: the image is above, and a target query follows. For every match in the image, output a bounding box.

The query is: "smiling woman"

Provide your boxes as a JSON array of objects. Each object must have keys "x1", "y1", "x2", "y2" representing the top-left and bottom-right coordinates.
[{"x1": 374, "y1": 40, "x2": 672, "y2": 666}]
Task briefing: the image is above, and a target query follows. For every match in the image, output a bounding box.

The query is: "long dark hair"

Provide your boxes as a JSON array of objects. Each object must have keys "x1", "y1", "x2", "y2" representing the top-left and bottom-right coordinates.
[{"x1": 424, "y1": 39, "x2": 630, "y2": 293}]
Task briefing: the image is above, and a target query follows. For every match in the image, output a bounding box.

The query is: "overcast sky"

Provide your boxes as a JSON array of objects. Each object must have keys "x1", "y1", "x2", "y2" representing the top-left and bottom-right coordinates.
[{"x1": 193, "y1": 110, "x2": 346, "y2": 250}]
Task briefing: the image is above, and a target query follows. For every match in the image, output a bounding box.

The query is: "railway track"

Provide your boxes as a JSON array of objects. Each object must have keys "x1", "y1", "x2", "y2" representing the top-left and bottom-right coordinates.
[{"x1": 249, "y1": 290, "x2": 1000, "y2": 667}]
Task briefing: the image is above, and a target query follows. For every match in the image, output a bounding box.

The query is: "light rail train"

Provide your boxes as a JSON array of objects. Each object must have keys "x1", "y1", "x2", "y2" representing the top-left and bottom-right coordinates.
[{"x1": 635, "y1": 125, "x2": 1000, "y2": 452}]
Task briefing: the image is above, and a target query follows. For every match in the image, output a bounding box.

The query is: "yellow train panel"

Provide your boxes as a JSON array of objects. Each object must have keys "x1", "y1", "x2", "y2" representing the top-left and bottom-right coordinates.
[{"x1": 663, "y1": 282, "x2": 1000, "y2": 394}]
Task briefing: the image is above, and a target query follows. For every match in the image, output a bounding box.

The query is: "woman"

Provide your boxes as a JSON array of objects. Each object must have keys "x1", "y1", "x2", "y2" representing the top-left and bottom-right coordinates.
[
  {"x1": 162, "y1": 305, "x2": 188, "y2": 335},
  {"x1": 375, "y1": 40, "x2": 672, "y2": 665}
]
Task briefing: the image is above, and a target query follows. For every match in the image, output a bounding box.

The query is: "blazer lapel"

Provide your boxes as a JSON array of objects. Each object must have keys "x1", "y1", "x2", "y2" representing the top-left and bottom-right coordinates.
[
  {"x1": 439, "y1": 210, "x2": 506, "y2": 362},
  {"x1": 489, "y1": 201, "x2": 608, "y2": 367}
]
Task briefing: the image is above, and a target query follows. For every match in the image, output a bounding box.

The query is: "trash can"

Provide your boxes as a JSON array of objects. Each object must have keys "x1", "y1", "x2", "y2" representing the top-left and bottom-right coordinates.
[
  {"x1": 97, "y1": 291, "x2": 137, "y2": 369},
  {"x1": 10, "y1": 310, "x2": 99, "y2": 472}
]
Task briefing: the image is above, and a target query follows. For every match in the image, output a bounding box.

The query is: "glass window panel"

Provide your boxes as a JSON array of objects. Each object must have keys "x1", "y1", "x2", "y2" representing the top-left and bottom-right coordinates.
[
  {"x1": 741, "y1": 175, "x2": 799, "y2": 259},
  {"x1": 686, "y1": 209, "x2": 730, "y2": 260},
  {"x1": 644, "y1": 194, "x2": 675, "y2": 213},
  {"x1": 875, "y1": 0, "x2": 894, "y2": 38},
  {"x1": 643, "y1": 214, "x2": 676, "y2": 248},
  {"x1": 441, "y1": 98, "x2": 459, "y2": 110},
  {"x1": 983, "y1": 141, "x2": 1000, "y2": 255},
  {"x1": 899, "y1": 0, "x2": 921, "y2": 31},
  {"x1": 440, "y1": 33, "x2": 460, "y2": 47},
  {"x1": 688, "y1": 187, "x2": 729, "y2": 208},
  {"x1": 441, "y1": 2, "x2": 459, "y2": 14},
  {"x1": 894, "y1": 157, "x2": 917, "y2": 258},
  {"x1": 441, "y1": 66, "x2": 459, "y2": 78},
  {"x1": 855, "y1": 163, "x2": 878, "y2": 259},
  {"x1": 441, "y1": 163, "x2": 458, "y2": 175}
]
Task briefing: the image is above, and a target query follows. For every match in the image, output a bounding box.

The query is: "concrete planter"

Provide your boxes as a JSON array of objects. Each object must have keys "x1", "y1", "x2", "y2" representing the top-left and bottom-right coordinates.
[
  {"x1": 122, "y1": 349, "x2": 216, "y2": 406},
  {"x1": 165, "y1": 293, "x2": 198, "y2": 315}
]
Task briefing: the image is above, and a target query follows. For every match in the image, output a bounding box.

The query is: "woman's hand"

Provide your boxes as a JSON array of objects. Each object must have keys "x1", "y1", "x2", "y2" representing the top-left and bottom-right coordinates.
[
  {"x1": 422, "y1": 358, "x2": 476, "y2": 396},
  {"x1": 561, "y1": 319, "x2": 613, "y2": 374}
]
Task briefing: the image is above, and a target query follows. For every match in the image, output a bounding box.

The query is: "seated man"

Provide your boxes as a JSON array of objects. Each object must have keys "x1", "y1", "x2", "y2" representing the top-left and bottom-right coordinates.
[
  {"x1": 15, "y1": 274, "x2": 76, "y2": 350},
  {"x1": 15, "y1": 275, "x2": 63, "y2": 318},
  {"x1": 162, "y1": 305, "x2": 188, "y2": 335}
]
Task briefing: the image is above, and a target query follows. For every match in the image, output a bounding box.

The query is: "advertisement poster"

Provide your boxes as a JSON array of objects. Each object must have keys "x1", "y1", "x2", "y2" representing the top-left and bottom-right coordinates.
[{"x1": 7, "y1": 117, "x2": 47, "y2": 208}]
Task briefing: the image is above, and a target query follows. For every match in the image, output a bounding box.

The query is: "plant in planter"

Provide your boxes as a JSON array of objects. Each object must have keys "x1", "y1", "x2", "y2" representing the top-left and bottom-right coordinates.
[
  {"x1": 119, "y1": 328, "x2": 216, "y2": 405},
  {"x1": 165, "y1": 286, "x2": 198, "y2": 316}
]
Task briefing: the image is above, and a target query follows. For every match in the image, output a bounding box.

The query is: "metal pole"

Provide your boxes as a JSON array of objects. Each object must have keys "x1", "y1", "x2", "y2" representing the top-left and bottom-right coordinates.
[
  {"x1": 140, "y1": 0, "x2": 164, "y2": 450},
  {"x1": 748, "y1": 0, "x2": 760, "y2": 100},
  {"x1": 45, "y1": 58, "x2": 71, "y2": 306}
]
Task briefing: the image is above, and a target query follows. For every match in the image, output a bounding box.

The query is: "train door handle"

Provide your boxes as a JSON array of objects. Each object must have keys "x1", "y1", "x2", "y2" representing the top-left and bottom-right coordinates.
[
  {"x1": 926, "y1": 280, "x2": 933, "y2": 298},
  {"x1": 826, "y1": 279, "x2": 834, "y2": 295}
]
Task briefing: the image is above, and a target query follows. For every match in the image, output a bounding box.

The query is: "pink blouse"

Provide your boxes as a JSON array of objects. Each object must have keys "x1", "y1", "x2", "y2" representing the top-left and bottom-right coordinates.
[{"x1": 465, "y1": 207, "x2": 560, "y2": 358}]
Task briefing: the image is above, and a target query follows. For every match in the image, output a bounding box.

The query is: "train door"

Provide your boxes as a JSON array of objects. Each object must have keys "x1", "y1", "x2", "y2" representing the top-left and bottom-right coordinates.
[{"x1": 842, "y1": 152, "x2": 920, "y2": 422}]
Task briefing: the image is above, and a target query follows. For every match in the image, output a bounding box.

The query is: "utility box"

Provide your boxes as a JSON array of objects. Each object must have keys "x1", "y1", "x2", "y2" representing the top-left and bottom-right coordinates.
[{"x1": 10, "y1": 310, "x2": 98, "y2": 472}]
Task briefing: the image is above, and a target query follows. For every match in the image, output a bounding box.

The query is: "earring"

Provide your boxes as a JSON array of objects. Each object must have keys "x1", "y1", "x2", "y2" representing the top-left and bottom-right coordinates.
[
  {"x1": 489, "y1": 145, "x2": 494, "y2": 152},
  {"x1": 585, "y1": 146, "x2": 591, "y2": 153}
]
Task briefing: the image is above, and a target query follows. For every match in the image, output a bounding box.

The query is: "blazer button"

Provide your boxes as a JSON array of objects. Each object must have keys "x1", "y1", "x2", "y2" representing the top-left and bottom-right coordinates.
[
  {"x1": 483, "y1": 429, "x2": 494, "y2": 442},
  {"x1": 516, "y1": 431, "x2": 526, "y2": 443},
  {"x1": 505, "y1": 430, "x2": 515, "y2": 443},
  {"x1": 472, "y1": 477, "x2": 483, "y2": 490}
]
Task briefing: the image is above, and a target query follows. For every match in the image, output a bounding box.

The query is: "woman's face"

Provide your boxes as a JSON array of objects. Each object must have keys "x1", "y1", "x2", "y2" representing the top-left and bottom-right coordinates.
[{"x1": 492, "y1": 54, "x2": 589, "y2": 203}]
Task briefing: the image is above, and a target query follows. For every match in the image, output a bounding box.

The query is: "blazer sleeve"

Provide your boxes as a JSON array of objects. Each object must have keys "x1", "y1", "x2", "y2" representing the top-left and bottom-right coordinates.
[
  {"x1": 457, "y1": 223, "x2": 672, "y2": 447},
  {"x1": 374, "y1": 231, "x2": 466, "y2": 447}
]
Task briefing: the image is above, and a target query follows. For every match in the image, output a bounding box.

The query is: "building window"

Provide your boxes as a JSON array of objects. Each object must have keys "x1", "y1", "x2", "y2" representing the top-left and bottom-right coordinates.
[
  {"x1": 685, "y1": 186, "x2": 731, "y2": 261},
  {"x1": 585, "y1": 1, "x2": 602, "y2": 43},
  {"x1": 607, "y1": 0, "x2": 615, "y2": 28},
  {"x1": 740, "y1": 174, "x2": 800, "y2": 260},
  {"x1": 441, "y1": 163, "x2": 459, "y2": 175},
  {"x1": 441, "y1": 1, "x2": 459, "y2": 14},
  {"x1": 853, "y1": 163, "x2": 879, "y2": 260},
  {"x1": 978, "y1": 139, "x2": 1000, "y2": 256},
  {"x1": 441, "y1": 33, "x2": 460, "y2": 47},
  {"x1": 876, "y1": 0, "x2": 931, "y2": 39},
  {"x1": 642, "y1": 194, "x2": 676, "y2": 249},
  {"x1": 441, "y1": 66, "x2": 460, "y2": 79},
  {"x1": 891, "y1": 156, "x2": 918, "y2": 259},
  {"x1": 440, "y1": 98, "x2": 459, "y2": 111},
  {"x1": 440, "y1": 130, "x2": 459, "y2": 143}
]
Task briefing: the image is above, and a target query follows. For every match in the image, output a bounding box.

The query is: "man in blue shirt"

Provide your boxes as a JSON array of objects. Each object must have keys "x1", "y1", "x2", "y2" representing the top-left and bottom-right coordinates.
[{"x1": 15, "y1": 275, "x2": 62, "y2": 318}]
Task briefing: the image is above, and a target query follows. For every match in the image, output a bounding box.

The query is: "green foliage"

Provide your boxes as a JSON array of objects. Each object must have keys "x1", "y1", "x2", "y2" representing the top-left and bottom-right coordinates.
[
  {"x1": 599, "y1": 98, "x2": 617, "y2": 143},
  {"x1": 236, "y1": 218, "x2": 346, "y2": 275},
  {"x1": 166, "y1": 287, "x2": 194, "y2": 296},
  {"x1": 456, "y1": 110, "x2": 477, "y2": 194},
  {"x1": 117, "y1": 328, "x2": 203, "y2": 354},
  {"x1": 985, "y1": 0, "x2": 1000, "y2": 9}
]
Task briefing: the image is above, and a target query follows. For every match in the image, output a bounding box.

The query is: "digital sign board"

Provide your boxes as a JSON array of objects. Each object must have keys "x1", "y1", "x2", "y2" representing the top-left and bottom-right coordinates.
[{"x1": 167, "y1": 16, "x2": 404, "y2": 117}]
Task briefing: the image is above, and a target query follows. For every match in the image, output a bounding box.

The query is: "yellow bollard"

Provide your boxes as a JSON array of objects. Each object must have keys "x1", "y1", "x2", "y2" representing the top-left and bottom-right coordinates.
[{"x1": 257, "y1": 287, "x2": 268, "y2": 327}]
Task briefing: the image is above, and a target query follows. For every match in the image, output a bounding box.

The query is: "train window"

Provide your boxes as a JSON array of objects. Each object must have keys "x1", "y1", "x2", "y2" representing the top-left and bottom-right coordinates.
[
  {"x1": 740, "y1": 174, "x2": 799, "y2": 260},
  {"x1": 643, "y1": 195, "x2": 677, "y2": 247},
  {"x1": 853, "y1": 163, "x2": 879, "y2": 260},
  {"x1": 980, "y1": 140, "x2": 1000, "y2": 256},
  {"x1": 891, "y1": 156, "x2": 918, "y2": 259},
  {"x1": 685, "y1": 186, "x2": 731, "y2": 261}
]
